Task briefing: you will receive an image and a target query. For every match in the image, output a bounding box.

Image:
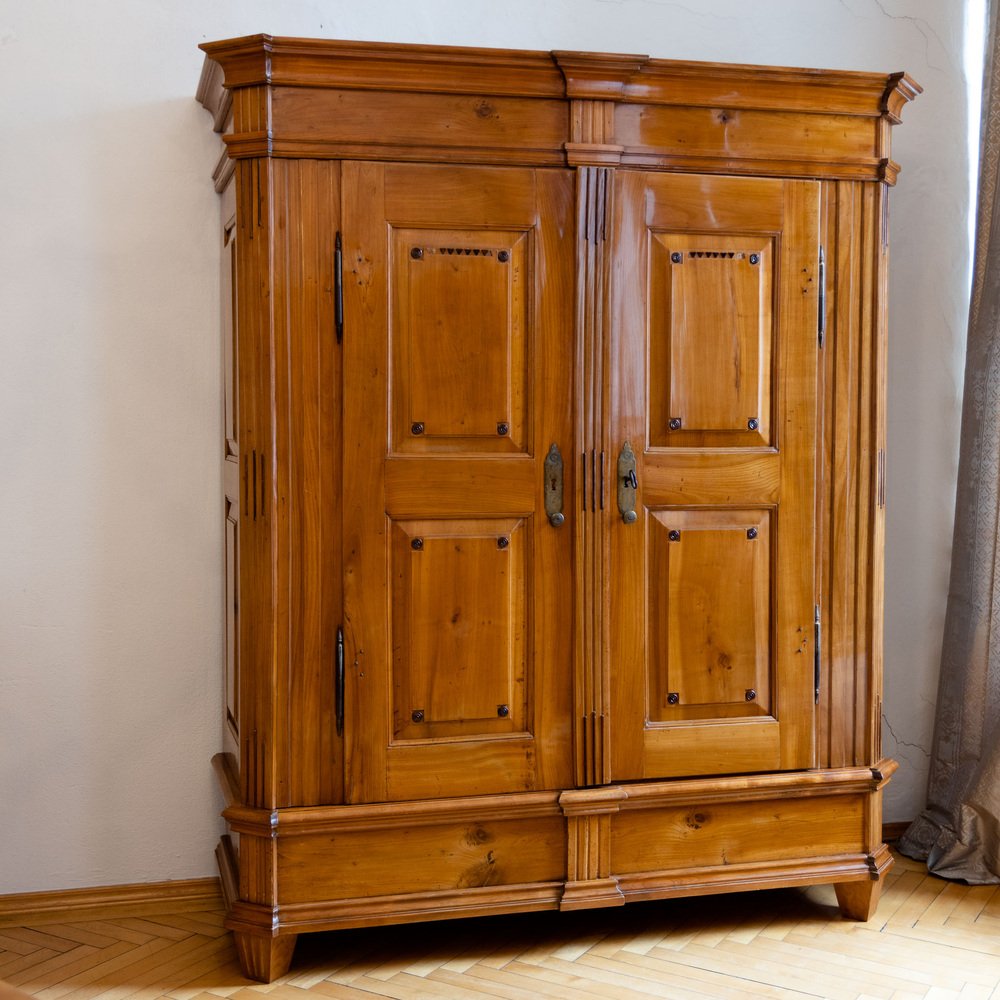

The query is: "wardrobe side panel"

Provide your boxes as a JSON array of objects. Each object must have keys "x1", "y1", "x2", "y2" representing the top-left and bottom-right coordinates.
[
  {"x1": 235, "y1": 157, "x2": 279, "y2": 809},
  {"x1": 221, "y1": 176, "x2": 240, "y2": 767},
  {"x1": 818, "y1": 180, "x2": 884, "y2": 769}
]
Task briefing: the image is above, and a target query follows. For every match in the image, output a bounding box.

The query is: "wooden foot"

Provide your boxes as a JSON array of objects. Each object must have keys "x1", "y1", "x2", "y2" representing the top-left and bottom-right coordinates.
[
  {"x1": 834, "y1": 878, "x2": 883, "y2": 921},
  {"x1": 233, "y1": 931, "x2": 297, "y2": 983}
]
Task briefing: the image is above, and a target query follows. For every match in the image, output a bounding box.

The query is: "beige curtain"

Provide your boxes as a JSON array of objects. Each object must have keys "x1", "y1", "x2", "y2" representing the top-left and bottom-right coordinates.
[{"x1": 898, "y1": 2, "x2": 1000, "y2": 884}]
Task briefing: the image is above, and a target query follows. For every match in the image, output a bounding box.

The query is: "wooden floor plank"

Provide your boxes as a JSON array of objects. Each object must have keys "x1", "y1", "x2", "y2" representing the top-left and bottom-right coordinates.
[
  {"x1": 14, "y1": 942, "x2": 136, "y2": 994},
  {"x1": 140, "y1": 914, "x2": 229, "y2": 941},
  {"x1": 675, "y1": 940, "x2": 880, "y2": 1000},
  {"x1": 896, "y1": 911, "x2": 1000, "y2": 956},
  {"x1": 94, "y1": 936, "x2": 236, "y2": 1000},
  {"x1": 783, "y1": 926, "x2": 994, "y2": 990},
  {"x1": 504, "y1": 957, "x2": 697, "y2": 998},
  {"x1": 858, "y1": 870, "x2": 926, "y2": 928},
  {"x1": 943, "y1": 885, "x2": 997, "y2": 927},
  {"x1": 6, "y1": 945, "x2": 100, "y2": 989},
  {"x1": 885, "y1": 875, "x2": 951, "y2": 929},
  {"x1": 575, "y1": 949, "x2": 800, "y2": 1000},
  {"x1": 111, "y1": 919, "x2": 194, "y2": 943},
  {"x1": 37, "y1": 937, "x2": 185, "y2": 1000},
  {"x1": 70, "y1": 922, "x2": 158, "y2": 946},
  {"x1": 0, "y1": 931, "x2": 52, "y2": 956},
  {"x1": 430, "y1": 965, "x2": 574, "y2": 1000},
  {"x1": 310, "y1": 982, "x2": 394, "y2": 1000},
  {"x1": 310, "y1": 983, "x2": 389, "y2": 1000},
  {"x1": 163, "y1": 957, "x2": 254, "y2": 1000},
  {"x1": 981, "y1": 886, "x2": 1000, "y2": 921},
  {"x1": 958, "y1": 984, "x2": 996, "y2": 999},
  {"x1": 139, "y1": 946, "x2": 248, "y2": 999},
  {"x1": 30, "y1": 925, "x2": 123, "y2": 949},
  {"x1": 0, "y1": 947, "x2": 60, "y2": 980},
  {"x1": 351, "y1": 973, "x2": 468, "y2": 1000},
  {"x1": 915, "y1": 882, "x2": 971, "y2": 929}
]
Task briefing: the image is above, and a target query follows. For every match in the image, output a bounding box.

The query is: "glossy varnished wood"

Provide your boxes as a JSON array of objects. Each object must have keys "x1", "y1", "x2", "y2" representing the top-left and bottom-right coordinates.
[
  {"x1": 199, "y1": 36, "x2": 920, "y2": 180},
  {"x1": 197, "y1": 35, "x2": 917, "y2": 982}
]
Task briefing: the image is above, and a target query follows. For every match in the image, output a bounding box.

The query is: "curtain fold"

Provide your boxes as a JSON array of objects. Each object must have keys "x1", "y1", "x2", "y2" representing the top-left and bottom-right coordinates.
[{"x1": 898, "y1": 0, "x2": 1000, "y2": 884}]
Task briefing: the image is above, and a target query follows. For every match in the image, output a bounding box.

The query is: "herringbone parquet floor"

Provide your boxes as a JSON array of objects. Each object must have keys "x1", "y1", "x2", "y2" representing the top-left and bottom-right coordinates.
[{"x1": 3, "y1": 854, "x2": 999, "y2": 1000}]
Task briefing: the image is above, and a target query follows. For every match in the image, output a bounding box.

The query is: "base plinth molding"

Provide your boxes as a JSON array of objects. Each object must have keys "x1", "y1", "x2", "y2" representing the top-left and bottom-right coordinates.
[{"x1": 560, "y1": 878, "x2": 625, "y2": 910}]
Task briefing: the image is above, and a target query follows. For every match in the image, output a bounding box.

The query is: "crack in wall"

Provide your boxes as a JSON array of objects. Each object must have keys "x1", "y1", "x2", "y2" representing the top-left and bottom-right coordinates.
[
  {"x1": 597, "y1": 0, "x2": 949, "y2": 73},
  {"x1": 868, "y1": 0, "x2": 949, "y2": 72},
  {"x1": 883, "y1": 711, "x2": 932, "y2": 758}
]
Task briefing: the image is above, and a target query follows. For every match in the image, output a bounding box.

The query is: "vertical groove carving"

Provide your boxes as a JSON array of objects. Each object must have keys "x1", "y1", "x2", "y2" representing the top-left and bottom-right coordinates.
[
  {"x1": 559, "y1": 788, "x2": 625, "y2": 909},
  {"x1": 572, "y1": 100, "x2": 614, "y2": 145},
  {"x1": 235, "y1": 156, "x2": 276, "y2": 809},
  {"x1": 576, "y1": 166, "x2": 613, "y2": 786}
]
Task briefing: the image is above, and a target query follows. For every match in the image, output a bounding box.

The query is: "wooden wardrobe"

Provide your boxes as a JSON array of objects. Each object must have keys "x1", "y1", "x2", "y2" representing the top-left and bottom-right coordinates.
[{"x1": 196, "y1": 35, "x2": 919, "y2": 982}]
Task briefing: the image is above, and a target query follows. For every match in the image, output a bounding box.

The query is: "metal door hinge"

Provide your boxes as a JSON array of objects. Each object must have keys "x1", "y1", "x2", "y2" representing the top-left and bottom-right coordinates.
[
  {"x1": 336, "y1": 626, "x2": 345, "y2": 736},
  {"x1": 814, "y1": 605, "x2": 821, "y2": 704},
  {"x1": 334, "y1": 232, "x2": 344, "y2": 344},
  {"x1": 818, "y1": 246, "x2": 826, "y2": 348}
]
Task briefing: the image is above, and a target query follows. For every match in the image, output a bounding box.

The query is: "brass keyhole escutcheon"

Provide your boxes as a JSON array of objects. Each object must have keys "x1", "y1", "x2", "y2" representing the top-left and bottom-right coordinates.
[{"x1": 617, "y1": 441, "x2": 638, "y2": 524}]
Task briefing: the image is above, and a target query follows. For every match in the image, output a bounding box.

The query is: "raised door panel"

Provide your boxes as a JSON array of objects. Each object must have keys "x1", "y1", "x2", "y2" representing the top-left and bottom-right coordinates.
[
  {"x1": 609, "y1": 172, "x2": 819, "y2": 781},
  {"x1": 390, "y1": 518, "x2": 528, "y2": 741},
  {"x1": 343, "y1": 162, "x2": 574, "y2": 803},
  {"x1": 649, "y1": 234, "x2": 773, "y2": 448},
  {"x1": 392, "y1": 230, "x2": 528, "y2": 454},
  {"x1": 647, "y1": 508, "x2": 771, "y2": 723}
]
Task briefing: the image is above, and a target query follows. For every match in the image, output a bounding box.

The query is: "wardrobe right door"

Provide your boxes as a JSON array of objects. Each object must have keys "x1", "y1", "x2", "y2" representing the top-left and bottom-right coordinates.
[{"x1": 608, "y1": 172, "x2": 821, "y2": 781}]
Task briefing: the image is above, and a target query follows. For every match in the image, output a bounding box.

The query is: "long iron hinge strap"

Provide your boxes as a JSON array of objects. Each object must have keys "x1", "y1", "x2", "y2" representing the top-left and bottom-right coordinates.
[
  {"x1": 334, "y1": 232, "x2": 344, "y2": 345},
  {"x1": 818, "y1": 245, "x2": 826, "y2": 348},
  {"x1": 814, "y1": 605, "x2": 821, "y2": 704},
  {"x1": 336, "y1": 626, "x2": 345, "y2": 736}
]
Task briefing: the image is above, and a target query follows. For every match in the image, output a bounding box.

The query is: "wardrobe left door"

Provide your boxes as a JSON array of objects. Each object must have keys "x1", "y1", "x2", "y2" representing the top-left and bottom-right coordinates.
[{"x1": 342, "y1": 162, "x2": 576, "y2": 804}]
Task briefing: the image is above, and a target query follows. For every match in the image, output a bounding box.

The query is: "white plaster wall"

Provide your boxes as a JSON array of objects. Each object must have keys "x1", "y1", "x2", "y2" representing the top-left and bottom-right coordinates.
[{"x1": 0, "y1": 0, "x2": 970, "y2": 892}]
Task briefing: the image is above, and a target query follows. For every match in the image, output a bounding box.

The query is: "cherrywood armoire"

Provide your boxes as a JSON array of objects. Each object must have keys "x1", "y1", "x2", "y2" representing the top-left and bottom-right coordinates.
[{"x1": 196, "y1": 35, "x2": 919, "y2": 982}]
